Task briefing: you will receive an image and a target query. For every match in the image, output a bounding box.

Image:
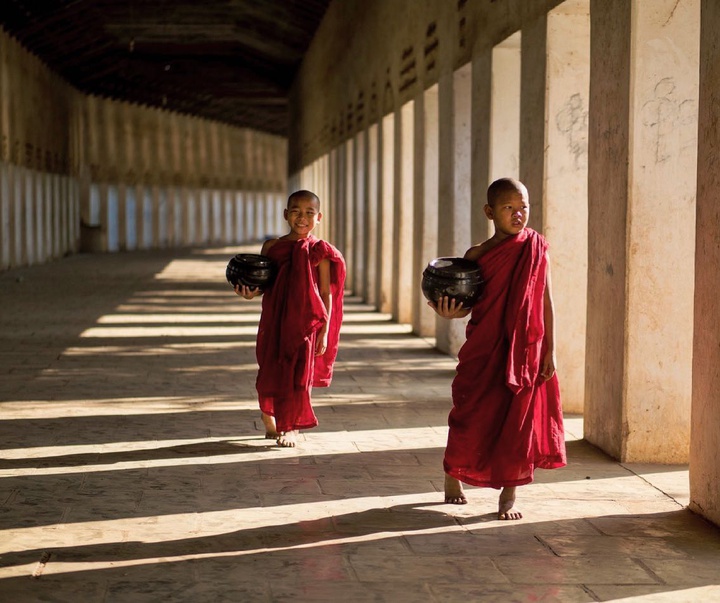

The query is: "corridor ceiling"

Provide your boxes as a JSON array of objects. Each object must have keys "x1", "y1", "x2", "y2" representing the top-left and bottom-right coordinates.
[{"x1": 0, "y1": 0, "x2": 331, "y2": 135}]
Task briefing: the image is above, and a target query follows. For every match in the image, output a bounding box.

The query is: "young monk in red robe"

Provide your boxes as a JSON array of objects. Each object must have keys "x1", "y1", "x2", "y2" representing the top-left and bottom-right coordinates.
[
  {"x1": 236, "y1": 190, "x2": 346, "y2": 447},
  {"x1": 429, "y1": 177, "x2": 566, "y2": 519}
]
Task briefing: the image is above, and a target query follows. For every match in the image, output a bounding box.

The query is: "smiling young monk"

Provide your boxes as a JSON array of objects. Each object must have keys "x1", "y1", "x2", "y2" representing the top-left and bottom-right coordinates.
[
  {"x1": 236, "y1": 190, "x2": 346, "y2": 448},
  {"x1": 428, "y1": 177, "x2": 566, "y2": 519}
]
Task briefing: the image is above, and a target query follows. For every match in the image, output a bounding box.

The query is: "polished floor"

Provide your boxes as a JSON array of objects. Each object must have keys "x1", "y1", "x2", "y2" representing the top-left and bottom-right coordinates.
[{"x1": 0, "y1": 246, "x2": 718, "y2": 602}]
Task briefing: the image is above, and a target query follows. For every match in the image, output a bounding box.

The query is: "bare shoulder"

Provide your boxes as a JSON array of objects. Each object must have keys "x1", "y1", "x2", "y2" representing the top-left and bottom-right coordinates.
[
  {"x1": 463, "y1": 240, "x2": 492, "y2": 262},
  {"x1": 261, "y1": 238, "x2": 280, "y2": 255}
]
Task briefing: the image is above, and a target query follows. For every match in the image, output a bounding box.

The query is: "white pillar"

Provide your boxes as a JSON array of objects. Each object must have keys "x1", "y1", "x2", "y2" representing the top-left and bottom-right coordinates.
[
  {"x1": 491, "y1": 33, "x2": 521, "y2": 184},
  {"x1": 0, "y1": 161, "x2": 9, "y2": 269},
  {"x1": 365, "y1": 123, "x2": 380, "y2": 307},
  {"x1": 378, "y1": 112, "x2": 395, "y2": 314},
  {"x1": 436, "y1": 65, "x2": 472, "y2": 356},
  {"x1": 393, "y1": 101, "x2": 415, "y2": 325},
  {"x1": 692, "y1": 0, "x2": 720, "y2": 528},
  {"x1": 585, "y1": 0, "x2": 699, "y2": 463},
  {"x1": 353, "y1": 131, "x2": 367, "y2": 299},
  {"x1": 545, "y1": 0, "x2": 590, "y2": 413},
  {"x1": 413, "y1": 85, "x2": 439, "y2": 338},
  {"x1": 344, "y1": 139, "x2": 355, "y2": 293}
]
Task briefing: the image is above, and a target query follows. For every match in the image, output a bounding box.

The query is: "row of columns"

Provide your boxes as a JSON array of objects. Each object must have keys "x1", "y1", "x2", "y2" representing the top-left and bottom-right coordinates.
[
  {"x1": 0, "y1": 163, "x2": 79, "y2": 267},
  {"x1": 83, "y1": 183, "x2": 285, "y2": 252},
  {"x1": 291, "y1": 0, "x2": 719, "y2": 526},
  {"x1": 0, "y1": 165, "x2": 286, "y2": 267},
  {"x1": 0, "y1": 26, "x2": 288, "y2": 268}
]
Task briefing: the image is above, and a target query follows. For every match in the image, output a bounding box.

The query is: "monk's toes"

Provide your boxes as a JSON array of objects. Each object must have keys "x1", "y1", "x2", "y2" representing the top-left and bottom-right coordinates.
[
  {"x1": 498, "y1": 509, "x2": 522, "y2": 520},
  {"x1": 276, "y1": 433, "x2": 298, "y2": 448},
  {"x1": 444, "y1": 495, "x2": 468, "y2": 505}
]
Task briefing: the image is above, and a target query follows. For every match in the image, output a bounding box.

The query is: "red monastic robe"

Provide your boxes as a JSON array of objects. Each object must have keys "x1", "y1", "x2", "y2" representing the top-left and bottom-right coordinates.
[
  {"x1": 444, "y1": 228, "x2": 566, "y2": 488},
  {"x1": 255, "y1": 235, "x2": 346, "y2": 433}
]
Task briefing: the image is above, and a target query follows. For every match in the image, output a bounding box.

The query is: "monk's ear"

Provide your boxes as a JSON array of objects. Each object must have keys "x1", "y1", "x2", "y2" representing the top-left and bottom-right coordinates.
[
  {"x1": 317, "y1": 211, "x2": 323, "y2": 222},
  {"x1": 484, "y1": 204, "x2": 494, "y2": 220},
  {"x1": 283, "y1": 208, "x2": 289, "y2": 220}
]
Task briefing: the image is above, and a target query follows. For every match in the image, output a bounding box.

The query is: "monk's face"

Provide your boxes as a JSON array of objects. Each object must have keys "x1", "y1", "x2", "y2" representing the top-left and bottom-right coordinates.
[
  {"x1": 284, "y1": 195, "x2": 322, "y2": 238},
  {"x1": 484, "y1": 190, "x2": 529, "y2": 237}
]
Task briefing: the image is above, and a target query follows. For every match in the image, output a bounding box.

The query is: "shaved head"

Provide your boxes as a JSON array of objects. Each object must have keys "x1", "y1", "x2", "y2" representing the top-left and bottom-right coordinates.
[
  {"x1": 487, "y1": 178, "x2": 528, "y2": 206},
  {"x1": 287, "y1": 190, "x2": 320, "y2": 208}
]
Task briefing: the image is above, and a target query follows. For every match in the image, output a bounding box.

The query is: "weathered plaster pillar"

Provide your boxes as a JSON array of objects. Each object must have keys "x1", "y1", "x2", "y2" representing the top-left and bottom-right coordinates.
[
  {"x1": 586, "y1": 0, "x2": 699, "y2": 462},
  {"x1": 253, "y1": 192, "x2": 264, "y2": 241},
  {"x1": 413, "y1": 85, "x2": 439, "y2": 338},
  {"x1": 365, "y1": 123, "x2": 379, "y2": 307},
  {"x1": 319, "y1": 156, "x2": 331, "y2": 242},
  {"x1": 212, "y1": 190, "x2": 223, "y2": 243},
  {"x1": 471, "y1": 49, "x2": 493, "y2": 245},
  {"x1": 490, "y1": 33, "x2": 521, "y2": 186},
  {"x1": 691, "y1": 0, "x2": 720, "y2": 527},
  {"x1": 353, "y1": 131, "x2": 367, "y2": 299},
  {"x1": 378, "y1": 112, "x2": 395, "y2": 314},
  {"x1": 327, "y1": 147, "x2": 339, "y2": 246},
  {"x1": 344, "y1": 139, "x2": 355, "y2": 293},
  {"x1": 393, "y1": 101, "x2": 414, "y2": 325},
  {"x1": 436, "y1": 65, "x2": 472, "y2": 356},
  {"x1": 521, "y1": 13, "x2": 548, "y2": 232},
  {"x1": 545, "y1": 0, "x2": 590, "y2": 413},
  {"x1": 335, "y1": 144, "x2": 347, "y2": 258},
  {"x1": 0, "y1": 161, "x2": 9, "y2": 269},
  {"x1": 243, "y1": 191, "x2": 254, "y2": 242}
]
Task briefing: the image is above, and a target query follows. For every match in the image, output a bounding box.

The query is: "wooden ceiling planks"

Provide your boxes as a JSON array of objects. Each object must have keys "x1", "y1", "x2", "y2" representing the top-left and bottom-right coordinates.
[{"x1": 0, "y1": 0, "x2": 331, "y2": 134}]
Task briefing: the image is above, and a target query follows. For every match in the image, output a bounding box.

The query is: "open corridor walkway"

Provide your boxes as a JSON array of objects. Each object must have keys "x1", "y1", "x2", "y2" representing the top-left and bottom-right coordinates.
[{"x1": 0, "y1": 247, "x2": 718, "y2": 602}]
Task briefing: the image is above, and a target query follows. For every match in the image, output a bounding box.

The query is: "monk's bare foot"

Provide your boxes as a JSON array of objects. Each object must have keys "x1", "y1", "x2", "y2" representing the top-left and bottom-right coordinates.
[
  {"x1": 444, "y1": 474, "x2": 467, "y2": 505},
  {"x1": 498, "y1": 486, "x2": 522, "y2": 520},
  {"x1": 276, "y1": 430, "x2": 298, "y2": 448},
  {"x1": 261, "y1": 413, "x2": 278, "y2": 439}
]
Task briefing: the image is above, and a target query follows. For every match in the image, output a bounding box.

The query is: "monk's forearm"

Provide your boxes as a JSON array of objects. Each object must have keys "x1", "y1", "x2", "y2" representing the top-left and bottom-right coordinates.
[
  {"x1": 320, "y1": 292, "x2": 333, "y2": 333},
  {"x1": 543, "y1": 290, "x2": 555, "y2": 353}
]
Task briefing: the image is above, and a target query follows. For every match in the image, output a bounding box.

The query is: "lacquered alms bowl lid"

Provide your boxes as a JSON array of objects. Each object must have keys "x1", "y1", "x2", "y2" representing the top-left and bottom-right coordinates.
[
  {"x1": 424, "y1": 257, "x2": 482, "y2": 279},
  {"x1": 231, "y1": 253, "x2": 275, "y2": 268}
]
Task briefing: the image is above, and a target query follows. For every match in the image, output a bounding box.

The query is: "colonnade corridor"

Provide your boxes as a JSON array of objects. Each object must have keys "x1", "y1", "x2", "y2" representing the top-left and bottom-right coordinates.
[{"x1": 0, "y1": 247, "x2": 718, "y2": 603}]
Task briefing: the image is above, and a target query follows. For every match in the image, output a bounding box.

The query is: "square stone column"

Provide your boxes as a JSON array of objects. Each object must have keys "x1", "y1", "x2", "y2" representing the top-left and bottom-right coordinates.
[
  {"x1": 413, "y1": 85, "x2": 439, "y2": 338},
  {"x1": 491, "y1": 33, "x2": 521, "y2": 185},
  {"x1": 435, "y1": 66, "x2": 472, "y2": 357},
  {"x1": 691, "y1": 0, "x2": 720, "y2": 527},
  {"x1": 586, "y1": 0, "x2": 699, "y2": 463},
  {"x1": 353, "y1": 131, "x2": 367, "y2": 299},
  {"x1": 544, "y1": 0, "x2": 590, "y2": 413},
  {"x1": 343, "y1": 139, "x2": 355, "y2": 293},
  {"x1": 365, "y1": 123, "x2": 380, "y2": 307},
  {"x1": 470, "y1": 48, "x2": 493, "y2": 245},
  {"x1": 392, "y1": 100, "x2": 415, "y2": 325},
  {"x1": 378, "y1": 112, "x2": 395, "y2": 314}
]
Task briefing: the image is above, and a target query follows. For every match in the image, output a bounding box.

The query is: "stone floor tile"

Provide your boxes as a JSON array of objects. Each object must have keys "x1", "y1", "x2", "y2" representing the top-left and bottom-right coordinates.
[
  {"x1": 429, "y1": 584, "x2": 596, "y2": 603},
  {"x1": 586, "y1": 584, "x2": 720, "y2": 602},
  {"x1": 271, "y1": 580, "x2": 434, "y2": 603},
  {"x1": 493, "y1": 555, "x2": 658, "y2": 584},
  {"x1": 539, "y1": 534, "x2": 689, "y2": 558},
  {"x1": 347, "y1": 553, "x2": 507, "y2": 583}
]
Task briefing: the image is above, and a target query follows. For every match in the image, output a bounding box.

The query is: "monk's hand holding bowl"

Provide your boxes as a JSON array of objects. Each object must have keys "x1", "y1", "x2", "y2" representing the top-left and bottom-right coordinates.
[
  {"x1": 235, "y1": 284, "x2": 262, "y2": 300},
  {"x1": 429, "y1": 296, "x2": 471, "y2": 319}
]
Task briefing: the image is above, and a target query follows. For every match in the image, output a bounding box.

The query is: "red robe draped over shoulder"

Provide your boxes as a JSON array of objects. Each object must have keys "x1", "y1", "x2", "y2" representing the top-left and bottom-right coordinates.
[
  {"x1": 444, "y1": 228, "x2": 566, "y2": 488},
  {"x1": 255, "y1": 235, "x2": 346, "y2": 432}
]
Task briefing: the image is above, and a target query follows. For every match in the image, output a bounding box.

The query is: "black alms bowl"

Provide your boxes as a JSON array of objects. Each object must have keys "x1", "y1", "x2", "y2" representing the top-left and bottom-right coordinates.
[
  {"x1": 226, "y1": 253, "x2": 277, "y2": 289},
  {"x1": 421, "y1": 257, "x2": 484, "y2": 308}
]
